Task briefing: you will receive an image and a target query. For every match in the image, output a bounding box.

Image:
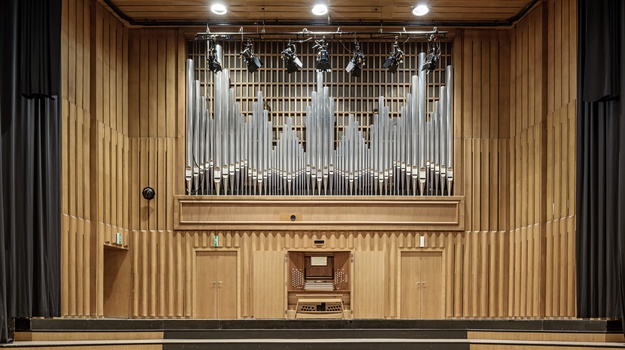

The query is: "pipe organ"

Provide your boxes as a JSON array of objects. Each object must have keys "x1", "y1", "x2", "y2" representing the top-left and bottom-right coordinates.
[{"x1": 185, "y1": 45, "x2": 454, "y2": 196}]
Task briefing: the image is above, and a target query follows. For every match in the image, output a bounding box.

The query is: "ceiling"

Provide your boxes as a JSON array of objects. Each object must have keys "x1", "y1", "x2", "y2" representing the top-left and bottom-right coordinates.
[{"x1": 102, "y1": 0, "x2": 538, "y2": 26}]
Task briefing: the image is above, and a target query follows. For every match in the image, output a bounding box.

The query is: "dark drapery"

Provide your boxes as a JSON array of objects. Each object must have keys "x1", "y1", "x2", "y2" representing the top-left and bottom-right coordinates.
[
  {"x1": 0, "y1": 0, "x2": 61, "y2": 344},
  {"x1": 576, "y1": 0, "x2": 625, "y2": 327}
]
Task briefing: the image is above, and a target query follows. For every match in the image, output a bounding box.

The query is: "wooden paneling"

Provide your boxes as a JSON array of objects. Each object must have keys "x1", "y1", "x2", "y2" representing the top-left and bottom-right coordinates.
[
  {"x1": 196, "y1": 251, "x2": 238, "y2": 318},
  {"x1": 128, "y1": 29, "x2": 183, "y2": 234},
  {"x1": 458, "y1": 30, "x2": 510, "y2": 233},
  {"x1": 507, "y1": 3, "x2": 547, "y2": 318},
  {"x1": 61, "y1": 0, "x2": 578, "y2": 321},
  {"x1": 469, "y1": 331, "x2": 625, "y2": 343},
  {"x1": 353, "y1": 251, "x2": 385, "y2": 318},
  {"x1": 506, "y1": 0, "x2": 576, "y2": 318},
  {"x1": 62, "y1": 0, "x2": 129, "y2": 318},
  {"x1": 253, "y1": 251, "x2": 286, "y2": 318},
  {"x1": 472, "y1": 346, "x2": 618, "y2": 350},
  {"x1": 105, "y1": 0, "x2": 534, "y2": 23},
  {"x1": 400, "y1": 251, "x2": 444, "y2": 318},
  {"x1": 175, "y1": 196, "x2": 464, "y2": 231},
  {"x1": 122, "y1": 231, "x2": 515, "y2": 319}
]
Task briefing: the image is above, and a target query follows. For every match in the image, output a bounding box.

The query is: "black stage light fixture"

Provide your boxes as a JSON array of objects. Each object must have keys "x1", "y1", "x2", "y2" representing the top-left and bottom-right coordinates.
[
  {"x1": 422, "y1": 28, "x2": 441, "y2": 73},
  {"x1": 314, "y1": 38, "x2": 331, "y2": 72},
  {"x1": 383, "y1": 36, "x2": 404, "y2": 74},
  {"x1": 240, "y1": 39, "x2": 263, "y2": 73},
  {"x1": 345, "y1": 41, "x2": 365, "y2": 78},
  {"x1": 422, "y1": 38, "x2": 441, "y2": 73},
  {"x1": 207, "y1": 37, "x2": 222, "y2": 73},
  {"x1": 142, "y1": 186, "x2": 155, "y2": 200},
  {"x1": 281, "y1": 42, "x2": 303, "y2": 74}
]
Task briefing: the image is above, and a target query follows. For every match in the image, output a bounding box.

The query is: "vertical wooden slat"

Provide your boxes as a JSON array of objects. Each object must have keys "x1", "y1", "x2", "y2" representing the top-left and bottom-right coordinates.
[
  {"x1": 554, "y1": 0, "x2": 562, "y2": 110},
  {"x1": 445, "y1": 233, "x2": 454, "y2": 317},
  {"x1": 480, "y1": 232, "x2": 488, "y2": 315},
  {"x1": 175, "y1": 232, "x2": 184, "y2": 317},
  {"x1": 471, "y1": 232, "x2": 478, "y2": 317},
  {"x1": 454, "y1": 234, "x2": 463, "y2": 317},
  {"x1": 185, "y1": 232, "x2": 193, "y2": 317},
  {"x1": 481, "y1": 39, "x2": 490, "y2": 139},
  {"x1": 480, "y1": 140, "x2": 489, "y2": 231},
  {"x1": 487, "y1": 231, "x2": 494, "y2": 316},
  {"x1": 567, "y1": 216, "x2": 575, "y2": 316}
]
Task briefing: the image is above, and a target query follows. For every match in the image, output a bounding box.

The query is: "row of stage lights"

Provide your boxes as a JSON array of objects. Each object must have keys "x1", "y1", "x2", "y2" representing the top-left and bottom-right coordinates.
[{"x1": 206, "y1": 34, "x2": 442, "y2": 78}]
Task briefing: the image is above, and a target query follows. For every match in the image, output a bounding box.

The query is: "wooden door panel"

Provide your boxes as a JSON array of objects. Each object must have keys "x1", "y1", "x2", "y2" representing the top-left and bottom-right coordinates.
[
  {"x1": 196, "y1": 252, "x2": 218, "y2": 318},
  {"x1": 216, "y1": 251, "x2": 238, "y2": 319},
  {"x1": 420, "y1": 251, "x2": 444, "y2": 319},
  {"x1": 253, "y1": 251, "x2": 286, "y2": 318},
  {"x1": 400, "y1": 251, "x2": 421, "y2": 318},
  {"x1": 353, "y1": 251, "x2": 385, "y2": 318}
]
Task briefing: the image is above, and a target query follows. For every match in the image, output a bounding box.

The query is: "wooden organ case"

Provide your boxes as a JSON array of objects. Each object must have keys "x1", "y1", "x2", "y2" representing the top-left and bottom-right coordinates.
[{"x1": 287, "y1": 251, "x2": 351, "y2": 319}]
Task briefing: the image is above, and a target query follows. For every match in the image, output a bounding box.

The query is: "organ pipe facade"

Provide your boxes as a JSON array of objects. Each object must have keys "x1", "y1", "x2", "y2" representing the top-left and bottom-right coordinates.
[{"x1": 185, "y1": 43, "x2": 454, "y2": 196}]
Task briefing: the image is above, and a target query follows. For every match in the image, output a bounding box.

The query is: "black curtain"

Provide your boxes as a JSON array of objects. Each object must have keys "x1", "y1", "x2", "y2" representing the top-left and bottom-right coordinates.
[
  {"x1": 0, "y1": 0, "x2": 61, "y2": 344},
  {"x1": 576, "y1": 0, "x2": 625, "y2": 327}
]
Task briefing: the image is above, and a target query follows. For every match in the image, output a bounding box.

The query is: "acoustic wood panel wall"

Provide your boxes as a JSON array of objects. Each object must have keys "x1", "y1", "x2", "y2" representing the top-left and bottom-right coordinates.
[
  {"x1": 545, "y1": 0, "x2": 577, "y2": 318},
  {"x1": 454, "y1": 29, "x2": 511, "y2": 318},
  {"x1": 509, "y1": 3, "x2": 547, "y2": 318},
  {"x1": 61, "y1": 0, "x2": 129, "y2": 317},
  {"x1": 126, "y1": 28, "x2": 187, "y2": 318},
  {"x1": 124, "y1": 230, "x2": 519, "y2": 318},
  {"x1": 506, "y1": 0, "x2": 576, "y2": 318},
  {"x1": 60, "y1": 0, "x2": 578, "y2": 320},
  {"x1": 457, "y1": 29, "x2": 510, "y2": 211}
]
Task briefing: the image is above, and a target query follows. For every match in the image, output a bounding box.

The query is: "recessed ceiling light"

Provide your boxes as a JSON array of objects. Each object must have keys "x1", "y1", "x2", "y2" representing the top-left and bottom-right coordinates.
[
  {"x1": 412, "y1": 4, "x2": 429, "y2": 16},
  {"x1": 211, "y1": 3, "x2": 227, "y2": 15},
  {"x1": 312, "y1": 4, "x2": 328, "y2": 15}
]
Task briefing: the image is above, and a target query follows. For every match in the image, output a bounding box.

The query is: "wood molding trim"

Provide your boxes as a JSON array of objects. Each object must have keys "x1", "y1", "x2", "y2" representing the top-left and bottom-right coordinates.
[{"x1": 174, "y1": 196, "x2": 465, "y2": 231}]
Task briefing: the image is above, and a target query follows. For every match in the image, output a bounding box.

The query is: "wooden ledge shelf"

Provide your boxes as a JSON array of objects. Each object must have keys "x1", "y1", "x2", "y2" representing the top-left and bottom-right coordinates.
[{"x1": 174, "y1": 195, "x2": 464, "y2": 231}]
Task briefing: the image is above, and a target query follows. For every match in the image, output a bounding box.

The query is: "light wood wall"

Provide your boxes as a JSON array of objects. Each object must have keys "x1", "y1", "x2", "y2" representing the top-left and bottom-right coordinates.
[
  {"x1": 126, "y1": 28, "x2": 186, "y2": 318},
  {"x1": 454, "y1": 29, "x2": 511, "y2": 318},
  {"x1": 544, "y1": 0, "x2": 577, "y2": 318},
  {"x1": 60, "y1": 0, "x2": 578, "y2": 320},
  {"x1": 508, "y1": 3, "x2": 548, "y2": 318},
  {"x1": 507, "y1": 0, "x2": 577, "y2": 318},
  {"x1": 61, "y1": 0, "x2": 129, "y2": 317}
]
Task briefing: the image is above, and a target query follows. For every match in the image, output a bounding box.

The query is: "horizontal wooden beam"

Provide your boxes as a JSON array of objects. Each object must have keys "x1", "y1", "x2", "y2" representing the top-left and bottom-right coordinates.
[{"x1": 174, "y1": 196, "x2": 465, "y2": 231}]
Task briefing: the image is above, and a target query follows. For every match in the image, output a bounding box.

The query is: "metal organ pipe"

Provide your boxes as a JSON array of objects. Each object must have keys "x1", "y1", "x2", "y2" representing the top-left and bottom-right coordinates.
[
  {"x1": 185, "y1": 59, "x2": 194, "y2": 194},
  {"x1": 185, "y1": 51, "x2": 454, "y2": 196}
]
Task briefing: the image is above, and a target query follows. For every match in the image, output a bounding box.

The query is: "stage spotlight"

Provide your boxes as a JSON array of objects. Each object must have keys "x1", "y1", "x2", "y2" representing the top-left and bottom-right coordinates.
[
  {"x1": 314, "y1": 38, "x2": 331, "y2": 72},
  {"x1": 383, "y1": 37, "x2": 404, "y2": 74},
  {"x1": 422, "y1": 32, "x2": 441, "y2": 73},
  {"x1": 240, "y1": 40, "x2": 263, "y2": 73},
  {"x1": 345, "y1": 41, "x2": 365, "y2": 78},
  {"x1": 207, "y1": 37, "x2": 222, "y2": 73},
  {"x1": 281, "y1": 42, "x2": 303, "y2": 74}
]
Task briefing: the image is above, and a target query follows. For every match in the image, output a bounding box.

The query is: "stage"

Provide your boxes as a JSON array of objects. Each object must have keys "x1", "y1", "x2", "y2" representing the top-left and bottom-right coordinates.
[{"x1": 3, "y1": 318, "x2": 624, "y2": 349}]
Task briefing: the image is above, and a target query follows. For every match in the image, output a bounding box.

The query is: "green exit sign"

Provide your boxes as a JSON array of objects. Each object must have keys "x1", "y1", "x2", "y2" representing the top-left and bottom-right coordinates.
[{"x1": 213, "y1": 235, "x2": 219, "y2": 247}]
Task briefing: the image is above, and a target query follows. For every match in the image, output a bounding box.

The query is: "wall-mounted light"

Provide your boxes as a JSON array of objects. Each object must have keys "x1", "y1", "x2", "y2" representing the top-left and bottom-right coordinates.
[
  {"x1": 312, "y1": 4, "x2": 328, "y2": 15},
  {"x1": 211, "y1": 3, "x2": 227, "y2": 15},
  {"x1": 314, "y1": 38, "x2": 331, "y2": 72},
  {"x1": 412, "y1": 4, "x2": 429, "y2": 16},
  {"x1": 345, "y1": 40, "x2": 365, "y2": 78},
  {"x1": 142, "y1": 187, "x2": 155, "y2": 200},
  {"x1": 240, "y1": 39, "x2": 263, "y2": 73},
  {"x1": 383, "y1": 36, "x2": 404, "y2": 74},
  {"x1": 281, "y1": 42, "x2": 303, "y2": 74}
]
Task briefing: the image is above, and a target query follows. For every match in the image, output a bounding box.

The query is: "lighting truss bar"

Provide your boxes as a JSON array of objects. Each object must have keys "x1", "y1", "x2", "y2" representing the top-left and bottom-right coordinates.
[{"x1": 194, "y1": 29, "x2": 448, "y2": 42}]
